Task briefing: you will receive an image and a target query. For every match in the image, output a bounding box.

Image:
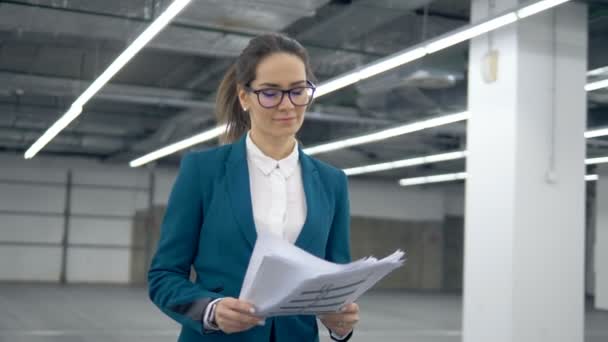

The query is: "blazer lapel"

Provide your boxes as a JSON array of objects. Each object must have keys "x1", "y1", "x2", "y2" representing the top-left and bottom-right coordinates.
[
  {"x1": 294, "y1": 150, "x2": 323, "y2": 252},
  {"x1": 226, "y1": 135, "x2": 257, "y2": 249}
]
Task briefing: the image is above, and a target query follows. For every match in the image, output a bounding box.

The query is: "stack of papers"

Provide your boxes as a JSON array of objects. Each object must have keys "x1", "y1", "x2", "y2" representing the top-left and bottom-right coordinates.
[{"x1": 239, "y1": 232, "x2": 406, "y2": 317}]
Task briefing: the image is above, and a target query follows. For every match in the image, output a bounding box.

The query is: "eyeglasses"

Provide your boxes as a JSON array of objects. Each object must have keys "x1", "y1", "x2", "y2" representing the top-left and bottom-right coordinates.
[{"x1": 245, "y1": 81, "x2": 316, "y2": 109}]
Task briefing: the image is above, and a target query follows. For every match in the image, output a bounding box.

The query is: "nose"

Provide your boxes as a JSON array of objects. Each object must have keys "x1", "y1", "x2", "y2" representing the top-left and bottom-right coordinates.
[{"x1": 277, "y1": 92, "x2": 295, "y2": 111}]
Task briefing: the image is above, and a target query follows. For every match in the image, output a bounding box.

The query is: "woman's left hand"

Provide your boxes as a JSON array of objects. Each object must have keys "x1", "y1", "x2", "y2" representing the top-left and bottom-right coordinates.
[{"x1": 319, "y1": 303, "x2": 360, "y2": 337}]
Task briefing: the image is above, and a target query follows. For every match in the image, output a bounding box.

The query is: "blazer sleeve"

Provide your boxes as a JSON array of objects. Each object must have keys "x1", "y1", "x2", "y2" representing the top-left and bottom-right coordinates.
[
  {"x1": 148, "y1": 152, "x2": 222, "y2": 334},
  {"x1": 325, "y1": 170, "x2": 352, "y2": 264}
]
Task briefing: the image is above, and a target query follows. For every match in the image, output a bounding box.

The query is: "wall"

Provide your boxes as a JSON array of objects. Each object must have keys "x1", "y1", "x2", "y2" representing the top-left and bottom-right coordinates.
[
  {"x1": 350, "y1": 216, "x2": 444, "y2": 290},
  {"x1": 0, "y1": 153, "x2": 158, "y2": 283},
  {"x1": 443, "y1": 183, "x2": 465, "y2": 217},
  {"x1": 0, "y1": 152, "x2": 456, "y2": 284},
  {"x1": 348, "y1": 178, "x2": 446, "y2": 221}
]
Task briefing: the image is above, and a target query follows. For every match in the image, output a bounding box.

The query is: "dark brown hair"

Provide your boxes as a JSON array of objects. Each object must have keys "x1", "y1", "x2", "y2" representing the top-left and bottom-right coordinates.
[{"x1": 215, "y1": 33, "x2": 316, "y2": 144}]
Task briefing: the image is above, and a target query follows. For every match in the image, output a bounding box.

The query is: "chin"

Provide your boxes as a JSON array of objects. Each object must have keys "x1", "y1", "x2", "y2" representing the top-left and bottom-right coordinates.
[
  {"x1": 274, "y1": 121, "x2": 302, "y2": 132},
  {"x1": 268, "y1": 125, "x2": 300, "y2": 139}
]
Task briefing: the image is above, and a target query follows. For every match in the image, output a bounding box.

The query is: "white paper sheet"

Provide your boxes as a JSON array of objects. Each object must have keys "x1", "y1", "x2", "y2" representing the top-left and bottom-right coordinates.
[{"x1": 239, "y1": 232, "x2": 405, "y2": 317}]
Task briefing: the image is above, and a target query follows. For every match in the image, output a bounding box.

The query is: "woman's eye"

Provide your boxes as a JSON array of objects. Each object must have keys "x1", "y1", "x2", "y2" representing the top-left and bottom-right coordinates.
[
  {"x1": 290, "y1": 89, "x2": 304, "y2": 96},
  {"x1": 261, "y1": 90, "x2": 280, "y2": 97}
]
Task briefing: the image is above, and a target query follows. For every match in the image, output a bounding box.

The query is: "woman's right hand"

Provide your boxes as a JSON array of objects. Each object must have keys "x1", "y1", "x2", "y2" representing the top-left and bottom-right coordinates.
[{"x1": 214, "y1": 297, "x2": 265, "y2": 334}]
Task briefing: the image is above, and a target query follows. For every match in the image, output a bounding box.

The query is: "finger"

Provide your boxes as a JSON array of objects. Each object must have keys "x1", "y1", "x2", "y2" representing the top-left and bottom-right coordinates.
[
  {"x1": 219, "y1": 300, "x2": 262, "y2": 321},
  {"x1": 218, "y1": 308, "x2": 263, "y2": 326},
  {"x1": 323, "y1": 314, "x2": 359, "y2": 327},
  {"x1": 339, "y1": 303, "x2": 359, "y2": 313},
  {"x1": 229, "y1": 300, "x2": 258, "y2": 315}
]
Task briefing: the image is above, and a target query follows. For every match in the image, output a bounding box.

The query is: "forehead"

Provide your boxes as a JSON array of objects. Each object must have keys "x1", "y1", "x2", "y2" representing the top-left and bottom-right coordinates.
[{"x1": 253, "y1": 52, "x2": 307, "y2": 86}]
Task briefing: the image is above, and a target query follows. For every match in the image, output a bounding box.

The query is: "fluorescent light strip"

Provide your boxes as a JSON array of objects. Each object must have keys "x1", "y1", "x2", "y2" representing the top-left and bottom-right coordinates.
[
  {"x1": 314, "y1": 48, "x2": 427, "y2": 98},
  {"x1": 588, "y1": 66, "x2": 608, "y2": 77},
  {"x1": 585, "y1": 127, "x2": 608, "y2": 139},
  {"x1": 24, "y1": 0, "x2": 193, "y2": 159},
  {"x1": 585, "y1": 78, "x2": 608, "y2": 92},
  {"x1": 24, "y1": 105, "x2": 83, "y2": 159},
  {"x1": 586, "y1": 156, "x2": 608, "y2": 165},
  {"x1": 344, "y1": 151, "x2": 467, "y2": 176},
  {"x1": 314, "y1": 73, "x2": 362, "y2": 98},
  {"x1": 358, "y1": 48, "x2": 428, "y2": 80},
  {"x1": 304, "y1": 111, "x2": 470, "y2": 156},
  {"x1": 129, "y1": 124, "x2": 226, "y2": 168},
  {"x1": 399, "y1": 172, "x2": 468, "y2": 186},
  {"x1": 426, "y1": 13, "x2": 518, "y2": 53},
  {"x1": 398, "y1": 172, "x2": 597, "y2": 187}
]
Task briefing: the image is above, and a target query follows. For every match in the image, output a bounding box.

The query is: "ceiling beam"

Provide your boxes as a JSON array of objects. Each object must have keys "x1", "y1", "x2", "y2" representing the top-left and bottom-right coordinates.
[
  {"x1": 0, "y1": 71, "x2": 213, "y2": 109},
  {"x1": 0, "y1": 104, "x2": 162, "y2": 134}
]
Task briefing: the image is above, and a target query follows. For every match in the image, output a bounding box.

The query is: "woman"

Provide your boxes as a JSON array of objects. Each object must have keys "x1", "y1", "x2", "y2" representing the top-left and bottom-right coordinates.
[{"x1": 148, "y1": 33, "x2": 359, "y2": 342}]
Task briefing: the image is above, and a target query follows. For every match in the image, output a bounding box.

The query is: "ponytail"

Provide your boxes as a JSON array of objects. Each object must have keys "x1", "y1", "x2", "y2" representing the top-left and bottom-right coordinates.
[{"x1": 215, "y1": 64, "x2": 250, "y2": 144}]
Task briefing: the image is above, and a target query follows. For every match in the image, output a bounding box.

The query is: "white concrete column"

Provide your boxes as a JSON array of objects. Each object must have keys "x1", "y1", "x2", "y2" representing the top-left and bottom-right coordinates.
[
  {"x1": 464, "y1": 1, "x2": 587, "y2": 342},
  {"x1": 596, "y1": 165, "x2": 608, "y2": 310}
]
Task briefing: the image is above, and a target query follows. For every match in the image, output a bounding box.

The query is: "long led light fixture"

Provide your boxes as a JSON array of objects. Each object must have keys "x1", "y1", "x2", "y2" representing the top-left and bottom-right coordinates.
[
  {"x1": 399, "y1": 172, "x2": 468, "y2": 186},
  {"x1": 425, "y1": 13, "x2": 518, "y2": 53},
  {"x1": 585, "y1": 79, "x2": 608, "y2": 92},
  {"x1": 399, "y1": 172, "x2": 597, "y2": 187},
  {"x1": 314, "y1": 48, "x2": 427, "y2": 98},
  {"x1": 24, "y1": 0, "x2": 193, "y2": 159},
  {"x1": 584, "y1": 58, "x2": 606, "y2": 92},
  {"x1": 303, "y1": 111, "x2": 470, "y2": 155},
  {"x1": 588, "y1": 66, "x2": 608, "y2": 77},
  {"x1": 586, "y1": 156, "x2": 608, "y2": 165},
  {"x1": 585, "y1": 127, "x2": 608, "y2": 139},
  {"x1": 129, "y1": 124, "x2": 226, "y2": 167},
  {"x1": 313, "y1": 0, "x2": 573, "y2": 98},
  {"x1": 344, "y1": 151, "x2": 468, "y2": 176}
]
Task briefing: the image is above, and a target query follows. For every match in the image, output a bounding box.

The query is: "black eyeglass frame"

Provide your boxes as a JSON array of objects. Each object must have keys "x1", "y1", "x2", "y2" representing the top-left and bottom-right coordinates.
[{"x1": 244, "y1": 80, "x2": 317, "y2": 109}]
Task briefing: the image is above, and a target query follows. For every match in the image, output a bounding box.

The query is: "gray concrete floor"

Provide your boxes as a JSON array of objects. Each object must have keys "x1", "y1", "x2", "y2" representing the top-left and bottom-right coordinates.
[{"x1": 0, "y1": 284, "x2": 606, "y2": 342}]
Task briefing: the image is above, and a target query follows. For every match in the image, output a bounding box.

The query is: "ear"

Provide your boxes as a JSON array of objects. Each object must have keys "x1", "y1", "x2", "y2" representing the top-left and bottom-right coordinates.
[{"x1": 237, "y1": 86, "x2": 250, "y2": 111}]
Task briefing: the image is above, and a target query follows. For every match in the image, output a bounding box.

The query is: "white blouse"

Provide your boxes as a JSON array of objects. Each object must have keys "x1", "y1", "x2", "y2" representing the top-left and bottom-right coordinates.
[{"x1": 245, "y1": 132, "x2": 307, "y2": 244}]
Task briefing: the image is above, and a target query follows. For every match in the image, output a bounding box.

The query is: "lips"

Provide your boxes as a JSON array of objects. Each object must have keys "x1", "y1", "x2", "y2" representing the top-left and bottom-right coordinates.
[{"x1": 274, "y1": 117, "x2": 296, "y2": 122}]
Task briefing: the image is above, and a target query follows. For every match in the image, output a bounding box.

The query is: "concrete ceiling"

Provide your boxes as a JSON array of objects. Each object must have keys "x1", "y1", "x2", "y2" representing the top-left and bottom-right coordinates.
[{"x1": 0, "y1": 0, "x2": 607, "y2": 181}]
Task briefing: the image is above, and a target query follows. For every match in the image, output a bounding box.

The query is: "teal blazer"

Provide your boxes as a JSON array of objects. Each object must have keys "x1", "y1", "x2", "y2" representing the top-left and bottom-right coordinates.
[{"x1": 148, "y1": 134, "x2": 352, "y2": 342}]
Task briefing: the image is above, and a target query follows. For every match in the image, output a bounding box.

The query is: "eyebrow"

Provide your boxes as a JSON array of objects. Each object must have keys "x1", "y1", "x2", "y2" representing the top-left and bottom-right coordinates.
[{"x1": 257, "y1": 80, "x2": 308, "y2": 88}]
